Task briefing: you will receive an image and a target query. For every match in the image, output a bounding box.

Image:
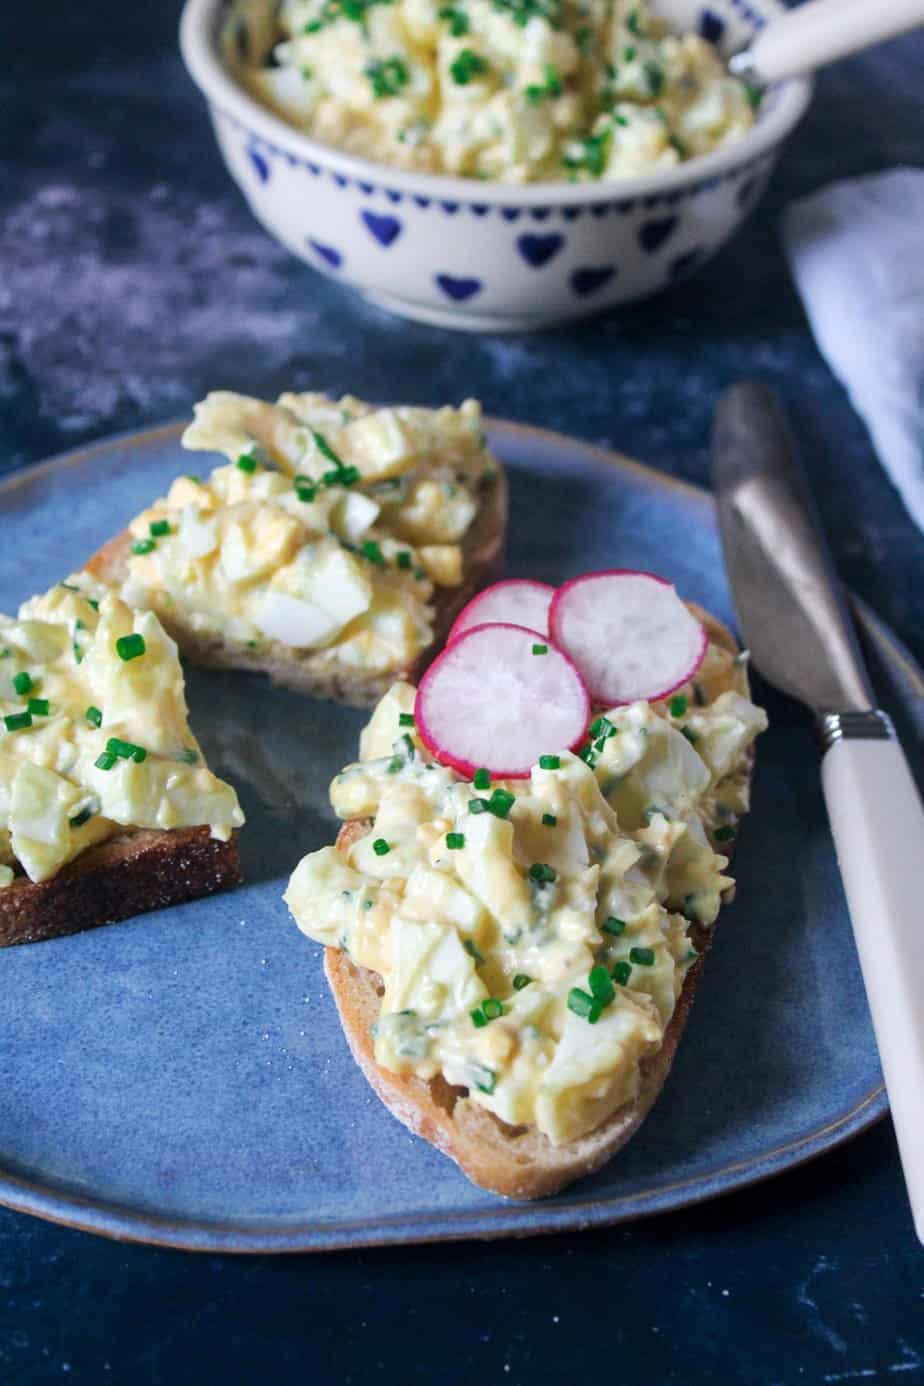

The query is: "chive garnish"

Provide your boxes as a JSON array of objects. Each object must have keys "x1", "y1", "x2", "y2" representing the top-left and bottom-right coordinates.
[
  {"x1": 115, "y1": 633, "x2": 146, "y2": 662},
  {"x1": 682, "y1": 727, "x2": 699, "y2": 745},
  {"x1": 473, "y1": 767, "x2": 490, "y2": 790},
  {"x1": 446, "y1": 832, "x2": 465, "y2": 850},
  {"x1": 450, "y1": 48, "x2": 489, "y2": 85},
  {"x1": 86, "y1": 705, "x2": 103, "y2": 728},
  {"x1": 464, "y1": 939, "x2": 485, "y2": 964},
  {"x1": 12, "y1": 671, "x2": 33, "y2": 696},
  {"x1": 95, "y1": 750, "x2": 117, "y2": 771},
  {"x1": 669, "y1": 694, "x2": 688, "y2": 717},
  {"x1": 588, "y1": 965, "x2": 614, "y2": 1005},
  {"x1": 512, "y1": 974, "x2": 532, "y2": 990},
  {"x1": 4, "y1": 712, "x2": 31, "y2": 732},
  {"x1": 612, "y1": 960, "x2": 632, "y2": 986},
  {"x1": 528, "y1": 862, "x2": 556, "y2": 883},
  {"x1": 178, "y1": 748, "x2": 199, "y2": 764},
  {"x1": 471, "y1": 1064, "x2": 496, "y2": 1095},
  {"x1": 469, "y1": 799, "x2": 487, "y2": 815},
  {"x1": 106, "y1": 737, "x2": 147, "y2": 763},
  {"x1": 361, "y1": 540, "x2": 385, "y2": 565},
  {"x1": 532, "y1": 643, "x2": 548, "y2": 655},
  {"x1": 539, "y1": 755, "x2": 560, "y2": 770},
  {"x1": 149, "y1": 519, "x2": 171, "y2": 537},
  {"x1": 396, "y1": 551, "x2": 412, "y2": 570},
  {"x1": 27, "y1": 698, "x2": 49, "y2": 717},
  {"x1": 294, "y1": 476, "x2": 317, "y2": 502},
  {"x1": 629, "y1": 946, "x2": 655, "y2": 967},
  {"x1": 69, "y1": 805, "x2": 94, "y2": 828},
  {"x1": 602, "y1": 917, "x2": 626, "y2": 936},
  {"x1": 487, "y1": 788, "x2": 515, "y2": 818},
  {"x1": 567, "y1": 987, "x2": 595, "y2": 1020},
  {"x1": 132, "y1": 539, "x2": 156, "y2": 556},
  {"x1": 372, "y1": 838, "x2": 390, "y2": 856},
  {"x1": 236, "y1": 451, "x2": 258, "y2": 473},
  {"x1": 399, "y1": 713, "x2": 415, "y2": 727},
  {"x1": 482, "y1": 998, "x2": 504, "y2": 1021},
  {"x1": 541, "y1": 812, "x2": 557, "y2": 827},
  {"x1": 471, "y1": 1007, "x2": 488, "y2": 1029}
]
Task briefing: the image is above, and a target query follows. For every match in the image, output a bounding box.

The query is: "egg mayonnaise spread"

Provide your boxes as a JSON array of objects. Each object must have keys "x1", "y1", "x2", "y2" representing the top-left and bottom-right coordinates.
[
  {"x1": 115, "y1": 392, "x2": 497, "y2": 678},
  {"x1": 286, "y1": 639, "x2": 767, "y2": 1146},
  {"x1": 0, "y1": 578, "x2": 243, "y2": 887},
  {"x1": 227, "y1": 0, "x2": 755, "y2": 183}
]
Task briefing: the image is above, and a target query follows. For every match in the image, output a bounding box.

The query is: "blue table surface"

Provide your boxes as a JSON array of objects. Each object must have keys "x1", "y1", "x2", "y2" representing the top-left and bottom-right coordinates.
[{"x1": 1, "y1": 3, "x2": 922, "y2": 1381}]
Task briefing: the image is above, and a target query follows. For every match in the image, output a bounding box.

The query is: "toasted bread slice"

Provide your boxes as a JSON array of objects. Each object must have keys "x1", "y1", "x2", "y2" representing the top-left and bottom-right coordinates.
[
  {"x1": 85, "y1": 469, "x2": 507, "y2": 709},
  {"x1": 319, "y1": 604, "x2": 749, "y2": 1199},
  {"x1": 0, "y1": 826, "x2": 241, "y2": 949}
]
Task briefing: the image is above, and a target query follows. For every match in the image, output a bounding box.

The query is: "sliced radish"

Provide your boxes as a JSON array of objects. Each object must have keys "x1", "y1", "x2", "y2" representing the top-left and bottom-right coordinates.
[
  {"x1": 449, "y1": 579, "x2": 555, "y2": 644},
  {"x1": 549, "y1": 570, "x2": 707, "y2": 706},
  {"x1": 415, "y1": 623, "x2": 590, "y2": 780}
]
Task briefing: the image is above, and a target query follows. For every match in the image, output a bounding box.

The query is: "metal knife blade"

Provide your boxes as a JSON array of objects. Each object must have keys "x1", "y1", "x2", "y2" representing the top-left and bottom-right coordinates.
[{"x1": 710, "y1": 381, "x2": 872, "y2": 714}]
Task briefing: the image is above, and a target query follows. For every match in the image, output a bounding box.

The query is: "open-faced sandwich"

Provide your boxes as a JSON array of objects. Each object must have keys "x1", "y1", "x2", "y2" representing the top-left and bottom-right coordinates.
[
  {"x1": 86, "y1": 391, "x2": 507, "y2": 707},
  {"x1": 286, "y1": 572, "x2": 767, "y2": 1197},
  {"x1": 0, "y1": 577, "x2": 244, "y2": 947}
]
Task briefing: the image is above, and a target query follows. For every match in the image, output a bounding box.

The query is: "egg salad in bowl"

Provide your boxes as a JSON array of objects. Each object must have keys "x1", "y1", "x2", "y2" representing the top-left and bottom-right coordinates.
[
  {"x1": 86, "y1": 391, "x2": 506, "y2": 707},
  {"x1": 286, "y1": 628, "x2": 766, "y2": 1153},
  {"x1": 227, "y1": 0, "x2": 755, "y2": 183},
  {"x1": 0, "y1": 579, "x2": 243, "y2": 888}
]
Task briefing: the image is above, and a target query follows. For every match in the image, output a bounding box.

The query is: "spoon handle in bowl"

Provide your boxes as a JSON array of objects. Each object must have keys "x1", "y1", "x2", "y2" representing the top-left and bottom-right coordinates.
[{"x1": 730, "y1": 0, "x2": 924, "y2": 84}]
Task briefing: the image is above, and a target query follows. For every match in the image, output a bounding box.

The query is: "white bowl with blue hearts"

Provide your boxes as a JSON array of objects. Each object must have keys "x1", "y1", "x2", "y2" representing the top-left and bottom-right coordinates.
[{"x1": 180, "y1": 0, "x2": 812, "y2": 332}]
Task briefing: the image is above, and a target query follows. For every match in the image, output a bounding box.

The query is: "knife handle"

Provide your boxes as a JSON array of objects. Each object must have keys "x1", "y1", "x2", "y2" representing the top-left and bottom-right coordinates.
[{"x1": 820, "y1": 715, "x2": 924, "y2": 1244}]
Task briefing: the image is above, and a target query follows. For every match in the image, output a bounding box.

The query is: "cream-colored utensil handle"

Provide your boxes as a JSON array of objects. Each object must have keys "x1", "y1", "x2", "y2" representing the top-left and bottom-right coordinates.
[
  {"x1": 821, "y1": 733, "x2": 924, "y2": 1245},
  {"x1": 730, "y1": 0, "x2": 924, "y2": 84}
]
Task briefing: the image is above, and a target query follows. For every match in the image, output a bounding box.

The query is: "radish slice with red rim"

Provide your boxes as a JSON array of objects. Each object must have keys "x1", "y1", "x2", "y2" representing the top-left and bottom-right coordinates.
[
  {"x1": 449, "y1": 579, "x2": 555, "y2": 643},
  {"x1": 415, "y1": 623, "x2": 590, "y2": 780},
  {"x1": 549, "y1": 570, "x2": 707, "y2": 706}
]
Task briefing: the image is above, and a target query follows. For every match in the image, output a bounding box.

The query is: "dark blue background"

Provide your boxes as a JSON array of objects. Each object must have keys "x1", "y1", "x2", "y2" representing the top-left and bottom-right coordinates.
[{"x1": 1, "y1": 4, "x2": 922, "y2": 1381}]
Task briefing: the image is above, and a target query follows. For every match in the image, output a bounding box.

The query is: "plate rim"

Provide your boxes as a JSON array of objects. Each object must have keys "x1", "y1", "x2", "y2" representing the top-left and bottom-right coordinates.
[{"x1": 0, "y1": 419, "x2": 909, "y2": 1254}]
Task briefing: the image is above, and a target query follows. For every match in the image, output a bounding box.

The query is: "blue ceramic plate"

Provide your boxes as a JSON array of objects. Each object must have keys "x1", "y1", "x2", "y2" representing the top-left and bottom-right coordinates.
[{"x1": 1, "y1": 422, "x2": 920, "y2": 1254}]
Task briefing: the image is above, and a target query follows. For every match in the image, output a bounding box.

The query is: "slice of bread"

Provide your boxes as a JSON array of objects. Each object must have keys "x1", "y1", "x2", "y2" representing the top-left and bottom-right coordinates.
[
  {"x1": 84, "y1": 469, "x2": 507, "y2": 709},
  {"x1": 318, "y1": 605, "x2": 751, "y2": 1199},
  {"x1": 0, "y1": 826, "x2": 241, "y2": 949}
]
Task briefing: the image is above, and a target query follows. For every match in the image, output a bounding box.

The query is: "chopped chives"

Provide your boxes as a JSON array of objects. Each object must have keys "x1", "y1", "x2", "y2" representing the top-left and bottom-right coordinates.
[
  {"x1": 95, "y1": 750, "x2": 117, "y2": 771},
  {"x1": 398, "y1": 713, "x2": 415, "y2": 727},
  {"x1": 469, "y1": 799, "x2": 487, "y2": 815},
  {"x1": 589, "y1": 716, "x2": 615, "y2": 740},
  {"x1": 602, "y1": 916, "x2": 626, "y2": 936},
  {"x1": 669, "y1": 694, "x2": 688, "y2": 717},
  {"x1": 132, "y1": 539, "x2": 156, "y2": 555},
  {"x1": 294, "y1": 476, "x2": 317, "y2": 502},
  {"x1": 588, "y1": 965, "x2": 614, "y2": 1005},
  {"x1": 567, "y1": 987, "x2": 595, "y2": 1020},
  {"x1": 482, "y1": 998, "x2": 504, "y2": 1021},
  {"x1": 85, "y1": 705, "x2": 103, "y2": 728},
  {"x1": 682, "y1": 727, "x2": 699, "y2": 745},
  {"x1": 541, "y1": 812, "x2": 557, "y2": 827},
  {"x1": 236, "y1": 451, "x2": 258, "y2": 473},
  {"x1": 88, "y1": 598, "x2": 100, "y2": 612},
  {"x1": 487, "y1": 788, "x2": 515, "y2": 819},
  {"x1": 386, "y1": 756, "x2": 403, "y2": 773},
  {"x1": 539, "y1": 754, "x2": 560, "y2": 770},
  {"x1": 471, "y1": 1065, "x2": 496, "y2": 1095},
  {"x1": 446, "y1": 832, "x2": 465, "y2": 850},
  {"x1": 473, "y1": 768, "x2": 491, "y2": 790},
  {"x1": 372, "y1": 838, "x2": 390, "y2": 856},
  {"x1": 532, "y1": 643, "x2": 548, "y2": 655},
  {"x1": 512, "y1": 974, "x2": 532, "y2": 990},
  {"x1": 612, "y1": 960, "x2": 632, "y2": 986},
  {"x1": 629, "y1": 946, "x2": 655, "y2": 967},
  {"x1": 106, "y1": 737, "x2": 147, "y2": 763},
  {"x1": 115, "y1": 633, "x2": 146, "y2": 662},
  {"x1": 396, "y1": 550, "x2": 412, "y2": 570},
  {"x1": 464, "y1": 939, "x2": 485, "y2": 964},
  {"x1": 27, "y1": 698, "x2": 49, "y2": 717},
  {"x1": 471, "y1": 1007, "x2": 487, "y2": 1029},
  {"x1": 149, "y1": 519, "x2": 171, "y2": 537},
  {"x1": 4, "y1": 712, "x2": 32, "y2": 732},
  {"x1": 178, "y1": 748, "x2": 199, "y2": 764},
  {"x1": 361, "y1": 540, "x2": 385, "y2": 565},
  {"x1": 715, "y1": 825, "x2": 736, "y2": 842},
  {"x1": 579, "y1": 745, "x2": 598, "y2": 767},
  {"x1": 12, "y1": 671, "x2": 33, "y2": 695},
  {"x1": 528, "y1": 862, "x2": 556, "y2": 883},
  {"x1": 69, "y1": 805, "x2": 94, "y2": 828}
]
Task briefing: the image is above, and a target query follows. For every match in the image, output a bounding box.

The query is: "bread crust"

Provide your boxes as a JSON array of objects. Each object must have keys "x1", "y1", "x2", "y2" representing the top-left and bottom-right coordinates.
[
  {"x1": 84, "y1": 470, "x2": 508, "y2": 708},
  {"x1": 320, "y1": 604, "x2": 749, "y2": 1199},
  {"x1": 0, "y1": 826, "x2": 241, "y2": 948}
]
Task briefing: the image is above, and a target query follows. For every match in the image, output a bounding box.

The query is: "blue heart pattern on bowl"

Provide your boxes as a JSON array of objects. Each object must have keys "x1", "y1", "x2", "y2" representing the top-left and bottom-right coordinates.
[
  {"x1": 435, "y1": 274, "x2": 482, "y2": 302},
  {"x1": 571, "y1": 266, "x2": 616, "y2": 297},
  {"x1": 517, "y1": 233, "x2": 564, "y2": 268},
  {"x1": 308, "y1": 239, "x2": 343, "y2": 270},
  {"x1": 246, "y1": 145, "x2": 271, "y2": 185},
  {"x1": 361, "y1": 210, "x2": 403, "y2": 247},
  {"x1": 638, "y1": 216, "x2": 679, "y2": 253}
]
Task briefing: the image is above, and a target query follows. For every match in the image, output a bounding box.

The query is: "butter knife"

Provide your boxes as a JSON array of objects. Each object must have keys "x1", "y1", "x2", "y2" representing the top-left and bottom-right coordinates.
[{"x1": 711, "y1": 381, "x2": 924, "y2": 1244}]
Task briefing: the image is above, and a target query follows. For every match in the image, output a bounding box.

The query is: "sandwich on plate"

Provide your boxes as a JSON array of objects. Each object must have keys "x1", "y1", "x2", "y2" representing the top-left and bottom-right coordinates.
[
  {"x1": 0, "y1": 577, "x2": 244, "y2": 947},
  {"x1": 87, "y1": 391, "x2": 507, "y2": 707},
  {"x1": 286, "y1": 571, "x2": 767, "y2": 1197}
]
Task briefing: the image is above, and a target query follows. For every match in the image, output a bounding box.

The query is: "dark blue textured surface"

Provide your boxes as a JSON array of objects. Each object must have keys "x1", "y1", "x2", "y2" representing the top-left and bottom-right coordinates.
[{"x1": 1, "y1": 0, "x2": 923, "y2": 1379}]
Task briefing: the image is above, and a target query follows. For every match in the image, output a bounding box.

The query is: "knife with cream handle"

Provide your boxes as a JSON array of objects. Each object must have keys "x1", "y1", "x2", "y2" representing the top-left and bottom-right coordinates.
[{"x1": 711, "y1": 381, "x2": 924, "y2": 1245}]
